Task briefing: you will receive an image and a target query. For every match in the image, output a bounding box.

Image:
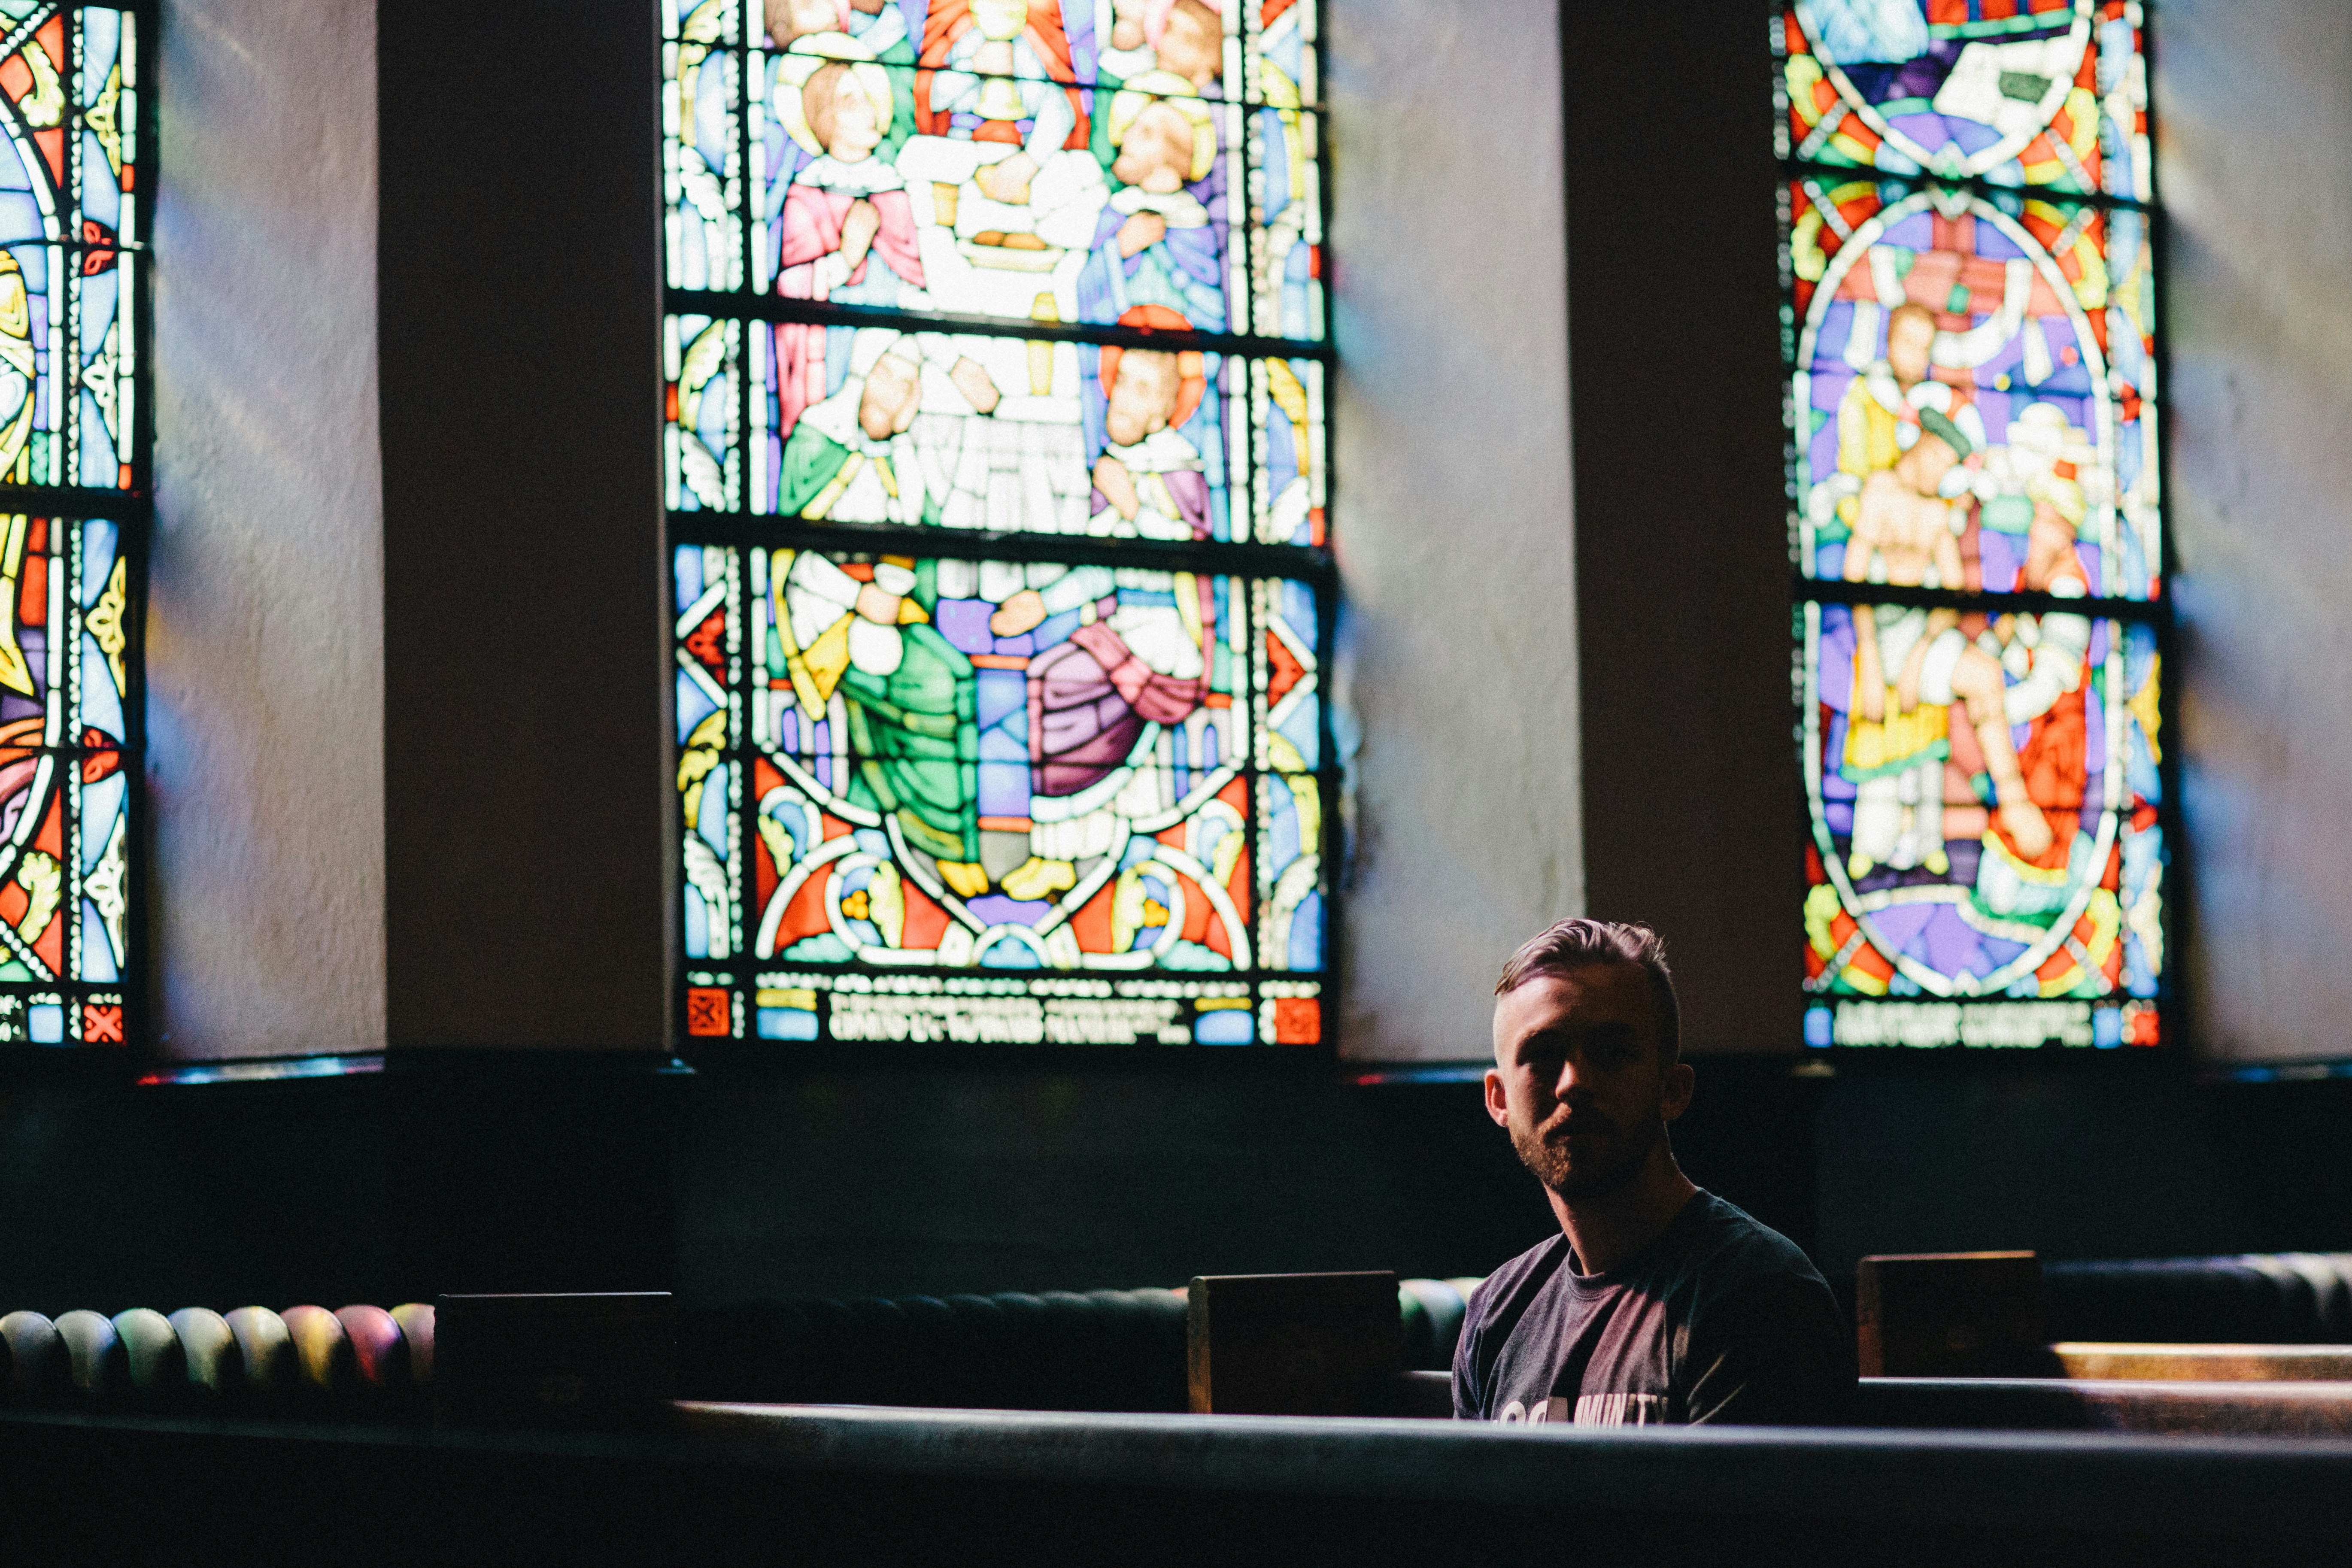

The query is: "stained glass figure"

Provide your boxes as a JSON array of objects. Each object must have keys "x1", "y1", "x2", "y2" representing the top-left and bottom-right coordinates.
[
  {"x1": 663, "y1": 315, "x2": 1326, "y2": 540},
  {"x1": 1802, "y1": 606, "x2": 2160, "y2": 1037},
  {"x1": 750, "y1": 321, "x2": 1246, "y2": 535},
  {"x1": 0, "y1": 4, "x2": 145, "y2": 1048},
  {"x1": 663, "y1": 0, "x2": 1321, "y2": 339},
  {"x1": 667, "y1": 0, "x2": 1329, "y2": 1049},
  {"x1": 753, "y1": 54, "x2": 1241, "y2": 333},
  {"x1": 1781, "y1": 3, "x2": 2163, "y2": 1052},
  {"x1": 674, "y1": 543, "x2": 1323, "y2": 1045},
  {"x1": 1787, "y1": 181, "x2": 2158, "y2": 602}
]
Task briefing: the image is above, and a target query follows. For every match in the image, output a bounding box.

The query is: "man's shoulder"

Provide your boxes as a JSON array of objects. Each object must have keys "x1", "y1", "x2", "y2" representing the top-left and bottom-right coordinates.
[
  {"x1": 1674, "y1": 1193, "x2": 1834, "y2": 1296},
  {"x1": 1464, "y1": 1233, "x2": 1571, "y2": 1327}
]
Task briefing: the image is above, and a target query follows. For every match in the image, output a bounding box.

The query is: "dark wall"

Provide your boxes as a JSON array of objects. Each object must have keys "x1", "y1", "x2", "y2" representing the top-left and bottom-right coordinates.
[
  {"x1": 377, "y1": 0, "x2": 669, "y2": 1050},
  {"x1": 1814, "y1": 1067, "x2": 2352, "y2": 1288},
  {"x1": 0, "y1": 1069, "x2": 390, "y2": 1316},
  {"x1": 0, "y1": 1052, "x2": 1822, "y2": 1312},
  {"x1": 0, "y1": 1056, "x2": 678, "y2": 1315},
  {"x1": 1565, "y1": 2, "x2": 1805, "y2": 1055},
  {"x1": 4, "y1": 1055, "x2": 2351, "y2": 1315},
  {"x1": 678, "y1": 1060, "x2": 1553, "y2": 1301}
]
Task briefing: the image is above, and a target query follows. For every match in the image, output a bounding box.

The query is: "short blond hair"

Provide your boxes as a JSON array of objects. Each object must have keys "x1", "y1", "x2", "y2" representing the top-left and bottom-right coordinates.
[{"x1": 1496, "y1": 918, "x2": 1679, "y2": 1068}]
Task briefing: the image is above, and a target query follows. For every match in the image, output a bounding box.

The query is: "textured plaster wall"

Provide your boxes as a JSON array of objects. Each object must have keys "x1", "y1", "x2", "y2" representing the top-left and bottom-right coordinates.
[
  {"x1": 2160, "y1": 0, "x2": 2352, "y2": 1062},
  {"x1": 147, "y1": 0, "x2": 384, "y2": 1056},
  {"x1": 1326, "y1": 0, "x2": 1580, "y2": 1061}
]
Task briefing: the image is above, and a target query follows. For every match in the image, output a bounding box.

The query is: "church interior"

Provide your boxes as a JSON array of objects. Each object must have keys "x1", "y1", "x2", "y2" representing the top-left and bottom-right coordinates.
[{"x1": 0, "y1": 0, "x2": 2350, "y2": 1559}]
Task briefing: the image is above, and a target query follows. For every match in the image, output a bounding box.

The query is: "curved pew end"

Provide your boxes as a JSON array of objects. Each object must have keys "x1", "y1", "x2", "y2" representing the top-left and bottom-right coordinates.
[
  {"x1": 0, "y1": 1311, "x2": 63, "y2": 1406},
  {"x1": 224, "y1": 1307, "x2": 295, "y2": 1407},
  {"x1": 336, "y1": 1305, "x2": 410, "y2": 1407},
  {"x1": 390, "y1": 1303, "x2": 434, "y2": 1392},
  {"x1": 53, "y1": 1310, "x2": 125, "y2": 1408},
  {"x1": 167, "y1": 1308, "x2": 243, "y2": 1404},
  {"x1": 111, "y1": 1309, "x2": 186, "y2": 1410},
  {"x1": 282, "y1": 1305, "x2": 356, "y2": 1407}
]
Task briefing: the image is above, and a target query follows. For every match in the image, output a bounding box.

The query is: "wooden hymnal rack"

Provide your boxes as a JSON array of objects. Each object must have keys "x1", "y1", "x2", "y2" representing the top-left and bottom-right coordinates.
[
  {"x1": 1187, "y1": 1271, "x2": 1402, "y2": 1416},
  {"x1": 1857, "y1": 1252, "x2": 2050, "y2": 1378}
]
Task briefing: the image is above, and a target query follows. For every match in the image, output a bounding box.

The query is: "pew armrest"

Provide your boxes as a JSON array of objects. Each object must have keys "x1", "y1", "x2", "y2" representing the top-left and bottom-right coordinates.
[
  {"x1": 2052, "y1": 1343, "x2": 2352, "y2": 1381},
  {"x1": 1856, "y1": 1375, "x2": 2352, "y2": 1438}
]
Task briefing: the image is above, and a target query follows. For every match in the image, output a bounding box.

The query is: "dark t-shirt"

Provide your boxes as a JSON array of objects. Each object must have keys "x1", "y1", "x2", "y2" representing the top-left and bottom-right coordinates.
[{"x1": 1452, "y1": 1191, "x2": 1851, "y2": 1425}]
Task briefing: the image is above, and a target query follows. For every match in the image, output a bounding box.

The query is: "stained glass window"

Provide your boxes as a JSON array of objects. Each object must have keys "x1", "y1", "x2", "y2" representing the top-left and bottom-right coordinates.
[
  {"x1": 665, "y1": 0, "x2": 1329, "y2": 1047},
  {"x1": 0, "y1": 3, "x2": 144, "y2": 1048},
  {"x1": 1780, "y1": 2, "x2": 2166, "y2": 1050}
]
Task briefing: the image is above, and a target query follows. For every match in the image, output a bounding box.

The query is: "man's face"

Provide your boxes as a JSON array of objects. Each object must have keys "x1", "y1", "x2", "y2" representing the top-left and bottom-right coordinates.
[
  {"x1": 1106, "y1": 350, "x2": 1181, "y2": 446},
  {"x1": 859, "y1": 354, "x2": 921, "y2": 439},
  {"x1": 1887, "y1": 311, "x2": 1936, "y2": 384},
  {"x1": 1486, "y1": 964, "x2": 1691, "y2": 1204}
]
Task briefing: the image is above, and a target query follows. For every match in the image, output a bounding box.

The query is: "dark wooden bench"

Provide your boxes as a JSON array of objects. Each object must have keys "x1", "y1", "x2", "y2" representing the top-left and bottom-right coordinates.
[{"x1": 8, "y1": 1400, "x2": 2349, "y2": 1564}]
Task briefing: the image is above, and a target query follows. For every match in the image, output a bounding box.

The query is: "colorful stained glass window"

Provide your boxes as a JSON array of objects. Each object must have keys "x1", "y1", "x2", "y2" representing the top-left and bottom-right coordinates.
[
  {"x1": 0, "y1": 4, "x2": 144, "y2": 1047},
  {"x1": 1780, "y1": 2, "x2": 2166, "y2": 1051},
  {"x1": 666, "y1": 0, "x2": 1329, "y2": 1048}
]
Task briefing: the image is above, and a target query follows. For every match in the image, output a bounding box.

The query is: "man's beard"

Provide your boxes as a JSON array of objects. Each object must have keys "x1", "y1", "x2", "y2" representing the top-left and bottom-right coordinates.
[{"x1": 1509, "y1": 1104, "x2": 1664, "y2": 1203}]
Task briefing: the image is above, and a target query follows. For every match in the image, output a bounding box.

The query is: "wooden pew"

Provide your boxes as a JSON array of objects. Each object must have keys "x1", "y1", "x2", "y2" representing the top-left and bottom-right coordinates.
[
  {"x1": 1186, "y1": 1272, "x2": 1402, "y2": 1415},
  {"x1": 2049, "y1": 1344, "x2": 2352, "y2": 1381},
  {"x1": 12, "y1": 1397, "x2": 2352, "y2": 1562},
  {"x1": 1857, "y1": 1253, "x2": 2352, "y2": 1436},
  {"x1": 1856, "y1": 1377, "x2": 2352, "y2": 1437},
  {"x1": 1857, "y1": 1251, "x2": 2050, "y2": 1377}
]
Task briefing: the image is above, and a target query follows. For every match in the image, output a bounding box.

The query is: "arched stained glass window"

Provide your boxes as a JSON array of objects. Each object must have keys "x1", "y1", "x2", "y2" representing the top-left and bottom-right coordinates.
[
  {"x1": 0, "y1": 3, "x2": 143, "y2": 1048},
  {"x1": 1780, "y1": 1, "x2": 2167, "y2": 1050},
  {"x1": 664, "y1": 0, "x2": 1330, "y2": 1048}
]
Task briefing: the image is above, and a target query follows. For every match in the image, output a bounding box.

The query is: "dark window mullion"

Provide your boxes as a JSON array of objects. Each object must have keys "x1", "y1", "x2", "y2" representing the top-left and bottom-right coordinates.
[
  {"x1": 664, "y1": 289, "x2": 1330, "y2": 361},
  {"x1": 667, "y1": 510, "x2": 1333, "y2": 582},
  {"x1": 1776, "y1": 155, "x2": 2153, "y2": 217}
]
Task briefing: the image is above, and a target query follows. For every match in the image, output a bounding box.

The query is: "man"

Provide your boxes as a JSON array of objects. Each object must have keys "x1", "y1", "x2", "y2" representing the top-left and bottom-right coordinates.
[{"x1": 1455, "y1": 919, "x2": 1851, "y2": 1425}]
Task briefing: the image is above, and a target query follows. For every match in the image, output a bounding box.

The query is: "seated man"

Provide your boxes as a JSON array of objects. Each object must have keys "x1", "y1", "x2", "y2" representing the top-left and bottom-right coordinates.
[{"x1": 1457, "y1": 919, "x2": 1851, "y2": 1425}]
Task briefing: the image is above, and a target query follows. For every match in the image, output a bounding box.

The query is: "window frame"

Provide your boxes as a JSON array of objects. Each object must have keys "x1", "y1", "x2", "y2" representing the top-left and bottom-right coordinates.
[
  {"x1": 0, "y1": 1, "x2": 151, "y2": 1050},
  {"x1": 1776, "y1": 0, "x2": 2177, "y2": 1055},
  {"x1": 661, "y1": 0, "x2": 1339, "y2": 1055}
]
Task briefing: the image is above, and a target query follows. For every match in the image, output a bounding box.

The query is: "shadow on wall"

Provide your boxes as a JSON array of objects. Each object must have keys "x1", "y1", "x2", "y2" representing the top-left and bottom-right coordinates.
[
  {"x1": 0, "y1": 1059, "x2": 2349, "y2": 1316},
  {"x1": 675, "y1": 1054, "x2": 1827, "y2": 1305},
  {"x1": 678, "y1": 1064, "x2": 1557, "y2": 1302},
  {"x1": 1813, "y1": 1068, "x2": 2352, "y2": 1292}
]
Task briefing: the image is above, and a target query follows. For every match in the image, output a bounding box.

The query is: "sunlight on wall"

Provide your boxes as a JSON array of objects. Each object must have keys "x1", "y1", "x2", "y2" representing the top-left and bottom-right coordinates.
[
  {"x1": 149, "y1": 0, "x2": 385, "y2": 1056},
  {"x1": 1328, "y1": 0, "x2": 1580, "y2": 1060},
  {"x1": 2161, "y1": 0, "x2": 2352, "y2": 1062}
]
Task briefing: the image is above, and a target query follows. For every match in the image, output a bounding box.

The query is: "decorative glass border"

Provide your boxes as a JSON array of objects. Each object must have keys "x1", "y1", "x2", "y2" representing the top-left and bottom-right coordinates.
[
  {"x1": 0, "y1": 3, "x2": 148, "y2": 1048},
  {"x1": 663, "y1": 0, "x2": 1332, "y2": 1050},
  {"x1": 1776, "y1": 1, "x2": 2170, "y2": 1052}
]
